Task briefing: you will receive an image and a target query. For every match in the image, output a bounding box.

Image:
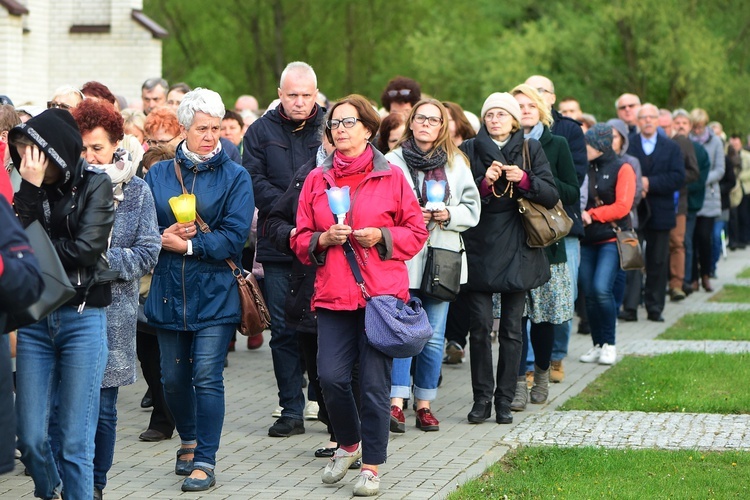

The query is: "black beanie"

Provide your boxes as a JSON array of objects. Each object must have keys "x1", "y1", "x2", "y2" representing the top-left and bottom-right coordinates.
[{"x1": 9, "y1": 109, "x2": 82, "y2": 185}]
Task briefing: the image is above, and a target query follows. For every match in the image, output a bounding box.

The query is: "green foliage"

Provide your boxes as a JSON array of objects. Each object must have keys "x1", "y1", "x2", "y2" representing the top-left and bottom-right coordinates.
[
  {"x1": 144, "y1": 0, "x2": 750, "y2": 132},
  {"x1": 659, "y1": 310, "x2": 750, "y2": 339},
  {"x1": 449, "y1": 447, "x2": 750, "y2": 499},
  {"x1": 561, "y1": 352, "x2": 750, "y2": 413}
]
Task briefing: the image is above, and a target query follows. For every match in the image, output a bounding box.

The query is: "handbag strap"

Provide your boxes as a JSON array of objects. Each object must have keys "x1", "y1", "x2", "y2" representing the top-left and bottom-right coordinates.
[
  {"x1": 586, "y1": 164, "x2": 621, "y2": 232},
  {"x1": 173, "y1": 160, "x2": 243, "y2": 277},
  {"x1": 522, "y1": 139, "x2": 530, "y2": 172},
  {"x1": 343, "y1": 240, "x2": 371, "y2": 300}
]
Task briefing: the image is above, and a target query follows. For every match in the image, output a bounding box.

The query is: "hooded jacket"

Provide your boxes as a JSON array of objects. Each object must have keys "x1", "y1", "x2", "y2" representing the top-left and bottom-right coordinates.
[
  {"x1": 459, "y1": 127, "x2": 559, "y2": 293},
  {"x1": 11, "y1": 109, "x2": 115, "y2": 308},
  {"x1": 243, "y1": 104, "x2": 325, "y2": 264},
  {"x1": 145, "y1": 142, "x2": 254, "y2": 331}
]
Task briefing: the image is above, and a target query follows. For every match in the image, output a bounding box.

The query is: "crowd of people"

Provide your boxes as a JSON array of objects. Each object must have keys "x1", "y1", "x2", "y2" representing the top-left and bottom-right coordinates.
[{"x1": 1, "y1": 60, "x2": 749, "y2": 498}]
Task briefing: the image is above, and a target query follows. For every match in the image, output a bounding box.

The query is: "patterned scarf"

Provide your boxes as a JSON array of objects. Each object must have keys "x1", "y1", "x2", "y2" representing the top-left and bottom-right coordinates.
[
  {"x1": 97, "y1": 148, "x2": 137, "y2": 208},
  {"x1": 401, "y1": 137, "x2": 450, "y2": 204},
  {"x1": 181, "y1": 140, "x2": 222, "y2": 166},
  {"x1": 332, "y1": 144, "x2": 374, "y2": 178}
]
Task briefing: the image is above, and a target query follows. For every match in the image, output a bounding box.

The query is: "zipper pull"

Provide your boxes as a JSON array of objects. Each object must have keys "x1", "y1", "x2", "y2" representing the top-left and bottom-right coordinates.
[{"x1": 77, "y1": 301, "x2": 86, "y2": 314}]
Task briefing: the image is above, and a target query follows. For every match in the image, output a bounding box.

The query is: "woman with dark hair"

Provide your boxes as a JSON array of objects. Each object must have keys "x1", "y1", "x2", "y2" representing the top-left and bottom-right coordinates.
[
  {"x1": 145, "y1": 88, "x2": 253, "y2": 492},
  {"x1": 72, "y1": 99, "x2": 161, "y2": 499},
  {"x1": 291, "y1": 94, "x2": 427, "y2": 496},
  {"x1": 376, "y1": 112, "x2": 405, "y2": 153},
  {"x1": 443, "y1": 101, "x2": 476, "y2": 147},
  {"x1": 386, "y1": 99, "x2": 480, "y2": 432},
  {"x1": 11, "y1": 109, "x2": 114, "y2": 499},
  {"x1": 458, "y1": 92, "x2": 558, "y2": 425},
  {"x1": 81, "y1": 81, "x2": 117, "y2": 106},
  {"x1": 380, "y1": 76, "x2": 421, "y2": 116}
]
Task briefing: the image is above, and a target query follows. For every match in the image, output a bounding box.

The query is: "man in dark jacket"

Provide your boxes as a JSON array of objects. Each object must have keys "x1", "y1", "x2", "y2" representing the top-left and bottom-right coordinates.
[
  {"x1": 625, "y1": 104, "x2": 685, "y2": 322},
  {"x1": 242, "y1": 61, "x2": 325, "y2": 437}
]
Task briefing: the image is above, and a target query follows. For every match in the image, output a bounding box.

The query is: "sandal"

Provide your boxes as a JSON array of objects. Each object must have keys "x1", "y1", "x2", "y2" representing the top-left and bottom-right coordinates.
[{"x1": 175, "y1": 447, "x2": 195, "y2": 476}]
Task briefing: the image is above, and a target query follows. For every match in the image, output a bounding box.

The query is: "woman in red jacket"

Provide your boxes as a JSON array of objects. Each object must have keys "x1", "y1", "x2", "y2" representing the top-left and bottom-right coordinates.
[{"x1": 291, "y1": 95, "x2": 427, "y2": 497}]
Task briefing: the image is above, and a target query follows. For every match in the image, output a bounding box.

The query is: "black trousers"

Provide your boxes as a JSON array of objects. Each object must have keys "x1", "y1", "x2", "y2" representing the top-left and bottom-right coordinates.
[
  {"x1": 136, "y1": 331, "x2": 175, "y2": 436},
  {"x1": 642, "y1": 228, "x2": 671, "y2": 316},
  {"x1": 692, "y1": 216, "x2": 714, "y2": 279},
  {"x1": 444, "y1": 288, "x2": 471, "y2": 349},
  {"x1": 467, "y1": 290, "x2": 525, "y2": 409}
]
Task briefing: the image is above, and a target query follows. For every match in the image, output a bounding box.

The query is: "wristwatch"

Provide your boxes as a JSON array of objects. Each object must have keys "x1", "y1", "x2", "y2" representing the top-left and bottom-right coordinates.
[{"x1": 184, "y1": 239, "x2": 193, "y2": 256}]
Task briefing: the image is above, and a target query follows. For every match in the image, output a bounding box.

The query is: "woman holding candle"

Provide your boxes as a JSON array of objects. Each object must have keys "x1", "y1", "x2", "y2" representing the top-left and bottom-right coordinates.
[
  {"x1": 144, "y1": 88, "x2": 253, "y2": 492},
  {"x1": 290, "y1": 95, "x2": 427, "y2": 496},
  {"x1": 385, "y1": 99, "x2": 480, "y2": 432},
  {"x1": 71, "y1": 99, "x2": 161, "y2": 499}
]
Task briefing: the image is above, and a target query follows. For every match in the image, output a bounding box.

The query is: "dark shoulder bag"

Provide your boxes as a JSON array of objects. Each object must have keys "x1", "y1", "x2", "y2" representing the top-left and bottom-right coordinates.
[{"x1": 420, "y1": 237, "x2": 463, "y2": 302}]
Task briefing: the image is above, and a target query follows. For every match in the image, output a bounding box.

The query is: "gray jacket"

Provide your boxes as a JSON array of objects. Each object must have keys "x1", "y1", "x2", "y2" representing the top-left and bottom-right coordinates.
[{"x1": 692, "y1": 129, "x2": 726, "y2": 218}]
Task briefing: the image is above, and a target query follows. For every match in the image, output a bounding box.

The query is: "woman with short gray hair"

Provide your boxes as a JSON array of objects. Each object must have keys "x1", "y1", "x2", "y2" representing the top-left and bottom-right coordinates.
[{"x1": 144, "y1": 87, "x2": 254, "y2": 492}]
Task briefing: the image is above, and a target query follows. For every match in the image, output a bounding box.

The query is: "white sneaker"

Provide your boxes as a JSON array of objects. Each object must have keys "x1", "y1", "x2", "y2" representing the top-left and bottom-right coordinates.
[
  {"x1": 352, "y1": 469, "x2": 380, "y2": 496},
  {"x1": 321, "y1": 443, "x2": 362, "y2": 484},
  {"x1": 599, "y1": 344, "x2": 617, "y2": 365},
  {"x1": 579, "y1": 345, "x2": 602, "y2": 363},
  {"x1": 272, "y1": 405, "x2": 283, "y2": 418},
  {"x1": 304, "y1": 401, "x2": 319, "y2": 420}
]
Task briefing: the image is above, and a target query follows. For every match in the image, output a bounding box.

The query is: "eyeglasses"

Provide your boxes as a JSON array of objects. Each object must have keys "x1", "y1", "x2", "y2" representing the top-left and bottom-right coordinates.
[
  {"x1": 638, "y1": 115, "x2": 658, "y2": 120},
  {"x1": 47, "y1": 101, "x2": 72, "y2": 110},
  {"x1": 326, "y1": 117, "x2": 360, "y2": 129},
  {"x1": 484, "y1": 111, "x2": 512, "y2": 121},
  {"x1": 387, "y1": 89, "x2": 411, "y2": 98},
  {"x1": 146, "y1": 135, "x2": 178, "y2": 147},
  {"x1": 536, "y1": 88, "x2": 553, "y2": 95},
  {"x1": 618, "y1": 103, "x2": 639, "y2": 111},
  {"x1": 413, "y1": 114, "x2": 443, "y2": 126}
]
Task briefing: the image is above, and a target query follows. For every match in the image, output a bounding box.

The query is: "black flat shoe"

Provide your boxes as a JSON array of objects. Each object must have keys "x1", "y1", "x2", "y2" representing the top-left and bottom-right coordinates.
[
  {"x1": 181, "y1": 465, "x2": 216, "y2": 492},
  {"x1": 139, "y1": 429, "x2": 171, "y2": 442},
  {"x1": 496, "y1": 405, "x2": 513, "y2": 424},
  {"x1": 175, "y1": 448, "x2": 194, "y2": 476},
  {"x1": 467, "y1": 401, "x2": 491, "y2": 423},
  {"x1": 647, "y1": 313, "x2": 665, "y2": 323},
  {"x1": 140, "y1": 389, "x2": 153, "y2": 409},
  {"x1": 315, "y1": 447, "x2": 336, "y2": 458}
]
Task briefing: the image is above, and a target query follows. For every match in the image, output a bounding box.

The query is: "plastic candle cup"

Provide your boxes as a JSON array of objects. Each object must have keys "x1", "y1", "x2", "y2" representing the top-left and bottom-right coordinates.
[
  {"x1": 326, "y1": 186, "x2": 351, "y2": 224},
  {"x1": 425, "y1": 179, "x2": 446, "y2": 211},
  {"x1": 169, "y1": 194, "x2": 197, "y2": 223}
]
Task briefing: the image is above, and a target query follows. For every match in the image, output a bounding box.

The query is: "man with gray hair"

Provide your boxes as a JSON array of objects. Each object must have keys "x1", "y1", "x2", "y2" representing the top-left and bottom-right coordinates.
[
  {"x1": 142, "y1": 77, "x2": 168, "y2": 115},
  {"x1": 242, "y1": 61, "x2": 324, "y2": 438}
]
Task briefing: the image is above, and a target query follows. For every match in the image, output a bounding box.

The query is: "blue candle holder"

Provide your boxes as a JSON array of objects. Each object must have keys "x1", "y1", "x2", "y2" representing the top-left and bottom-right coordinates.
[
  {"x1": 425, "y1": 179, "x2": 446, "y2": 211},
  {"x1": 326, "y1": 186, "x2": 351, "y2": 223}
]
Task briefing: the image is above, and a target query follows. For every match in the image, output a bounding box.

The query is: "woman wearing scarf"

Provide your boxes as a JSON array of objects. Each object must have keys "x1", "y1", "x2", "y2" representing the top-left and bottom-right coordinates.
[
  {"x1": 144, "y1": 89, "x2": 253, "y2": 492},
  {"x1": 506, "y1": 85, "x2": 578, "y2": 410},
  {"x1": 458, "y1": 92, "x2": 558, "y2": 425},
  {"x1": 71, "y1": 100, "x2": 161, "y2": 499},
  {"x1": 385, "y1": 99, "x2": 480, "y2": 432},
  {"x1": 291, "y1": 95, "x2": 427, "y2": 496}
]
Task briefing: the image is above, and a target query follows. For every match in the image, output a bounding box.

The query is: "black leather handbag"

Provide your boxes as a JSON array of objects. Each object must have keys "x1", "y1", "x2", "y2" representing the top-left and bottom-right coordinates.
[
  {"x1": 420, "y1": 242, "x2": 462, "y2": 302},
  {"x1": 5, "y1": 221, "x2": 76, "y2": 332}
]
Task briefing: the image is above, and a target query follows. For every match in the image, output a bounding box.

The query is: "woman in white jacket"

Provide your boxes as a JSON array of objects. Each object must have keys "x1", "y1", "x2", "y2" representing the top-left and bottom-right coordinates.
[{"x1": 385, "y1": 99, "x2": 480, "y2": 432}]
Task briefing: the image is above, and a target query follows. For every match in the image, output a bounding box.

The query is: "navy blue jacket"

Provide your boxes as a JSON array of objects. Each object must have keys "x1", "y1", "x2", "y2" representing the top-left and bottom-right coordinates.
[
  {"x1": 551, "y1": 109, "x2": 587, "y2": 237},
  {"x1": 627, "y1": 133, "x2": 685, "y2": 231},
  {"x1": 242, "y1": 105, "x2": 325, "y2": 264},
  {"x1": 145, "y1": 143, "x2": 254, "y2": 331}
]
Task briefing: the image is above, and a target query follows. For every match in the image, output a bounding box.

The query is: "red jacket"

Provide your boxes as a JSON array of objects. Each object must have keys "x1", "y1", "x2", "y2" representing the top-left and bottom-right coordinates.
[{"x1": 291, "y1": 147, "x2": 428, "y2": 311}]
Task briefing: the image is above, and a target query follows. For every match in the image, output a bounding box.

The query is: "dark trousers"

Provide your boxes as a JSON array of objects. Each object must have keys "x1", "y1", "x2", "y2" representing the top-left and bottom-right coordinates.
[
  {"x1": 316, "y1": 308, "x2": 391, "y2": 465},
  {"x1": 691, "y1": 216, "x2": 715, "y2": 280},
  {"x1": 642, "y1": 228, "x2": 671, "y2": 316},
  {"x1": 467, "y1": 290, "x2": 525, "y2": 409},
  {"x1": 444, "y1": 288, "x2": 470, "y2": 349},
  {"x1": 136, "y1": 331, "x2": 174, "y2": 436}
]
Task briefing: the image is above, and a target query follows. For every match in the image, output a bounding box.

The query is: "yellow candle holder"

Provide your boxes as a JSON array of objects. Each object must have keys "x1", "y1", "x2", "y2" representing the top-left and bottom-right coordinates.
[{"x1": 169, "y1": 194, "x2": 196, "y2": 223}]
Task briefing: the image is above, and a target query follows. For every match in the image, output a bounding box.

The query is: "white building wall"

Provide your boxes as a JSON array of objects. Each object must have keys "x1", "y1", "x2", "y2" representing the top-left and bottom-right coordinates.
[{"x1": 3, "y1": 0, "x2": 162, "y2": 108}]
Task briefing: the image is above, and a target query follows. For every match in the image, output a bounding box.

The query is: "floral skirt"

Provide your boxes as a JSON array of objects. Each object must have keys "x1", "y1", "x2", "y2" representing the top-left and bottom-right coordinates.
[{"x1": 493, "y1": 263, "x2": 573, "y2": 325}]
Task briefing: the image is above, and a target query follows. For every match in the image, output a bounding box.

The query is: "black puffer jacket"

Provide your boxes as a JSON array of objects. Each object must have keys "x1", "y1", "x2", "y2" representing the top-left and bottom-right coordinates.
[
  {"x1": 460, "y1": 127, "x2": 559, "y2": 293},
  {"x1": 242, "y1": 104, "x2": 325, "y2": 264},
  {"x1": 11, "y1": 110, "x2": 114, "y2": 309},
  {"x1": 266, "y1": 156, "x2": 318, "y2": 334}
]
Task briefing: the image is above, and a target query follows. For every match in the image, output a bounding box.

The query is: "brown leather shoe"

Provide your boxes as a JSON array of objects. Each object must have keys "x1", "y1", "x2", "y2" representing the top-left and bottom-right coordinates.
[{"x1": 139, "y1": 429, "x2": 171, "y2": 442}]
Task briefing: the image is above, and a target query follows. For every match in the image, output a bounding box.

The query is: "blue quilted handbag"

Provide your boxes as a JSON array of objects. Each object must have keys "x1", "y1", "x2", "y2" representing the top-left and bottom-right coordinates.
[{"x1": 364, "y1": 295, "x2": 432, "y2": 358}]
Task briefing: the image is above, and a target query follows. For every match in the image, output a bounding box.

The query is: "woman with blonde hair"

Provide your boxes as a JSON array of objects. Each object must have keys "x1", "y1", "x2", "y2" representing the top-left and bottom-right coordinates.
[{"x1": 386, "y1": 99, "x2": 480, "y2": 433}]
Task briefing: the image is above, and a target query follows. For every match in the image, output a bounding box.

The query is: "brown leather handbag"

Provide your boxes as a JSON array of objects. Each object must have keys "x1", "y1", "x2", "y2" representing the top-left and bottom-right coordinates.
[{"x1": 174, "y1": 161, "x2": 270, "y2": 337}]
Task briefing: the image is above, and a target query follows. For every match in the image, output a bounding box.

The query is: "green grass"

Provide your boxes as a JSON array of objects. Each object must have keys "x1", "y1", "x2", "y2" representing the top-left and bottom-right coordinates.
[
  {"x1": 448, "y1": 446, "x2": 750, "y2": 499},
  {"x1": 737, "y1": 267, "x2": 750, "y2": 279},
  {"x1": 658, "y1": 311, "x2": 750, "y2": 340},
  {"x1": 560, "y1": 353, "x2": 750, "y2": 413},
  {"x1": 710, "y1": 284, "x2": 750, "y2": 303}
]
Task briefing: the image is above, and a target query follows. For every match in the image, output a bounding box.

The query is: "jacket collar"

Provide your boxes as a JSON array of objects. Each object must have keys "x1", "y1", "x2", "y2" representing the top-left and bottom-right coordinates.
[
  {"x1": 174, "y1": 140, "x2": 228, "y2": 172},
  {"x1": 321, "y1": 144, "x2": 391, "y2": 173}
]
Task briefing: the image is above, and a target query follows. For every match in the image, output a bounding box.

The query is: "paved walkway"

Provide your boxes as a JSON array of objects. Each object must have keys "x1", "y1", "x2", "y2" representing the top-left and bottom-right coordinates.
[{"x1": 1, "y1": 249, "x2": 749, "y2": 498}]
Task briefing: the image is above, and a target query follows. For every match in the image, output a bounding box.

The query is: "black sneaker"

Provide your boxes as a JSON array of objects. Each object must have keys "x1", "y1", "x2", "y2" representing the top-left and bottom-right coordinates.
[{"x1": 268, "y1": 416, "x2": 305, "y2": 437}]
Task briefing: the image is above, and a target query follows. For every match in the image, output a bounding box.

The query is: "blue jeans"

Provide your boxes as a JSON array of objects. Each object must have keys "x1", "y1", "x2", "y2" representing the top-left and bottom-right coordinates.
[
  {"x1": 16, "y1": 306, "x2": 108, "y2": 500},
  {"x1": 158, "y1": 324, "x2": 235, "y2": 470},
  {"x1": 580, "y1": 242, "x2": 620, "y2": 346},
  {"x1": 391, "y1": 292, "x2": 449, "y2": 401},
  {"x1": 712, "y1": 218, "x2": 726, "y2": 275},
  {"x1": 551, "y1": 237, "x2": 580, "y2": 362},
  {"x1": 263, "y1": 262, "x2": 305, "y2": 420},
  {"x1": 94, "y1": 387, "x2": 118, "y2": 491}
]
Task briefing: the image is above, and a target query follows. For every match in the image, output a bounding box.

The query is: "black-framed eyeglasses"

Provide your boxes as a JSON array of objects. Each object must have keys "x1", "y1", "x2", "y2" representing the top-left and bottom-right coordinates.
[
  {"x1": 413, "y1": 114, "x2": 443, "y2": 126},
  {"x1": 326, "y1": 117, "x2": 360, "y2": 129},
  {"x1": 618, "y1": 103, "x2": 638, "y2": 111},
  {"x1": 146, "y1": 135, "x2": 178, "y2": 147},
  {"x1": 47, "y1": 101, "x2": 72, "y2": 110},
  {"x1": 387, "y1": 89, "x2": 411, "y2": 98}
]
